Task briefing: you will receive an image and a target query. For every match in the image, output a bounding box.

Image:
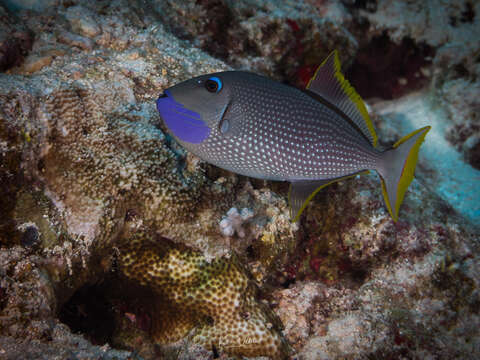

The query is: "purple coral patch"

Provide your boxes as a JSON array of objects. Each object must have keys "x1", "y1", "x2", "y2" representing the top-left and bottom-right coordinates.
[{"x1": 156, "y1": 90, "x2": 210, "y2": 144}]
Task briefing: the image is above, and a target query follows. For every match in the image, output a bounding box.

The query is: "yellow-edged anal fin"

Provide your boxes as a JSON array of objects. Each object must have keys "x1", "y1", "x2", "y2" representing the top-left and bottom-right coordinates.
[
  {"x1": 380, "y1": 177, "x2": 395, "y2": 221},
  {"x1": 289, "y1": 171, "x2": 369, "y2": 222},
  {"x1": 307, "y1": 50, "x2": 378, "y2": 148}
]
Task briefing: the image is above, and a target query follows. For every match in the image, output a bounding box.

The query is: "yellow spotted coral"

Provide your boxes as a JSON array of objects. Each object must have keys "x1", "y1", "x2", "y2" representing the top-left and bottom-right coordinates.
[{"x1": 118, "y1": 231, "x2": 291, "y2": 358}]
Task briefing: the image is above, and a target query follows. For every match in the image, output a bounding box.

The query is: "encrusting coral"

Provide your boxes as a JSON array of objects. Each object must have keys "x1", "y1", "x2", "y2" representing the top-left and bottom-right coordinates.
[
  {"x1": 41, "y1": 85, "x2": 204, "y2": 239},
  {"x1": 117, "y1": 228, "x2": 291, "y2": 358}
]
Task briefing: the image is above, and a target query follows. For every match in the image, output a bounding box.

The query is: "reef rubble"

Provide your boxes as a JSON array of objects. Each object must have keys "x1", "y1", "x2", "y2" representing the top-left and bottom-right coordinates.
[{"x1": 0, "y1": 1, "x2": 479, "y2": 359}]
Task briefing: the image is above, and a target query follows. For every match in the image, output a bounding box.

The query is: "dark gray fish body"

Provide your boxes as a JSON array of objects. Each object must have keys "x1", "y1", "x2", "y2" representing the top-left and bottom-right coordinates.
[
  {"x1": 184, "y1": 71, "x2": 380, "y2": 181},
  {"x1": 157, "y1": 51, "x2": 430, "y2": 221}
]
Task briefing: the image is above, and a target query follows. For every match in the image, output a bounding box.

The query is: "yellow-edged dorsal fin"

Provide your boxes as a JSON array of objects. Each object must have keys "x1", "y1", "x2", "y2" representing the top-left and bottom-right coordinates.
[{"x1": 307, "y1": 50, "x2": 378, "y2": 147}]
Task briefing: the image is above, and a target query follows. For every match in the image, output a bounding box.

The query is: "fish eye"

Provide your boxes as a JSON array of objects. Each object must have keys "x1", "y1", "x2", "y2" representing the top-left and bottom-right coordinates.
[{"x1": 205, "y1": 77, "x2": 222, "y2": 93}]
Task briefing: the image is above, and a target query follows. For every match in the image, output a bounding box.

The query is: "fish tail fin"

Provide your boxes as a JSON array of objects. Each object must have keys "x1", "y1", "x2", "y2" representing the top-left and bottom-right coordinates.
[{"x1": 376, "y1": 126, "x2": 431, "y2": 221}]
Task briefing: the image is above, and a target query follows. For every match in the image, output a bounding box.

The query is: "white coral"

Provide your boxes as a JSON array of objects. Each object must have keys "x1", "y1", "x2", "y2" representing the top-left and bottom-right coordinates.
[{"x1": 219, "y1": 207, "x2": 254, "y2": 237}]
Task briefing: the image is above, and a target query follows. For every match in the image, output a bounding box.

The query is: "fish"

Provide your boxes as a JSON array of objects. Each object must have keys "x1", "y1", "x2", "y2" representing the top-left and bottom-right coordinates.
[{"x1": 156, "y1": 51, "x2": 430, "y2": 222}]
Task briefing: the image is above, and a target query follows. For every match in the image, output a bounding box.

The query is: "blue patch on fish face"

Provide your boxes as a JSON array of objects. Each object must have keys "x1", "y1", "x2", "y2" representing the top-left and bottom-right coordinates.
[{"x1": 156, "y1": 90, "x2": 211, "y2": 144}]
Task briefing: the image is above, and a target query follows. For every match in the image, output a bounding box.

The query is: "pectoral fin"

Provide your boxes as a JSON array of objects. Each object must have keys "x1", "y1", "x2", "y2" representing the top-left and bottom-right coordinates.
[{"x1": 217, "y1": 100, "x2": 243, "y2": 137}]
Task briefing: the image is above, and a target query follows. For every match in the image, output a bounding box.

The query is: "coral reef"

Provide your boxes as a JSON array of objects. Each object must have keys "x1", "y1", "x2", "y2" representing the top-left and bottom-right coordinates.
[
  {"x1": 152, "y1": 0, "x2": 358, "y2": 83},
  {"x1": 117, "y1": 225, "x2": 291, "y2": 358},
  {"x1": 272, "y1": 167, "x2": 480, "y2": 359},
  {"x1": 0, "y1": 0, "x2": 479, "y2": 359}
]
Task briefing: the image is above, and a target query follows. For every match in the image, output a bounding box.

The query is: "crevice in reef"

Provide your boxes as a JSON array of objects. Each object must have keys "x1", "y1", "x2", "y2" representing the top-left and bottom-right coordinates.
[
  {"x1": 346, "y1": 33, "x2": 435, "y2": 100},
  {"x1": 58, "y1": 281, "x2": 116, "y2": 346},
  {"x1": 341, "y1": 0, "x2": 378, "y2": 13},
  {"x1": 0, "y1": 286, "x2": 7, "y2": 312},
  {"x1": 0, "y1": 137, "x2": 25, "y2": 248},
  {"x1": 0, "y1": 8, "x2": 34, "y2": 72},
  {"x1": 58, "y1": 268, "x2": 172, "y2": 358},
  {"x1": 449, "y1": 1, "x2": 475, "y2": 26}
]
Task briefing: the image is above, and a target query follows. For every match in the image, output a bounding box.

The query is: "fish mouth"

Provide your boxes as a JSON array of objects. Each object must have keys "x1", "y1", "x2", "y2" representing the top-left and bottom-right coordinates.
[{"x1": 156, "y1": 90, "x2": 210, "y2": 144}]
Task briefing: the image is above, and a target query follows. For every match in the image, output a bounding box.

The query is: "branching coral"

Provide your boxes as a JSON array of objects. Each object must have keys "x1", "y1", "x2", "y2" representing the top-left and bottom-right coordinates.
[{"x1": 219, "y1": 207, "x2": 254, "y2": 237}]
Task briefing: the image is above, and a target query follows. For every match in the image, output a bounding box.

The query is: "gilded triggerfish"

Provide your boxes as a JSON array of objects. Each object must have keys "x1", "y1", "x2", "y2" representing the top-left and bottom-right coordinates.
[{"x1": 156, "y1": 51, "x2": 430, "y2": 222}]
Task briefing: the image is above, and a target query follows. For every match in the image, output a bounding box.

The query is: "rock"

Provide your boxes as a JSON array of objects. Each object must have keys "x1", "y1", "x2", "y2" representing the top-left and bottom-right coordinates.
[
  {"x1": 2, "y1": 0, "x2": 58, "y2": 12},
  {"x1": 65, "y1": 6, "x2": 102, "y2": 38},
  {"x1": 360, "y1": 0, "x2": 478, "y2": 48},
  {"x1": 0, "y1": 326, "x2": 134, "y2": 359},
  {"x1": 439, "y1": 74, "x2": 480, "y2": 170},
  {"x1": 57, "y1": 31, "x2": 94, "y2": 51},
  {"x1": 20, "y1": 54, "x2": 52, "y2": 73},
  {"x1": 273, "y1": 282, "x2": 326, "y2": 348},
  {"x1": 304, "y1": 313, "x2": 367, "y2": 358}
]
